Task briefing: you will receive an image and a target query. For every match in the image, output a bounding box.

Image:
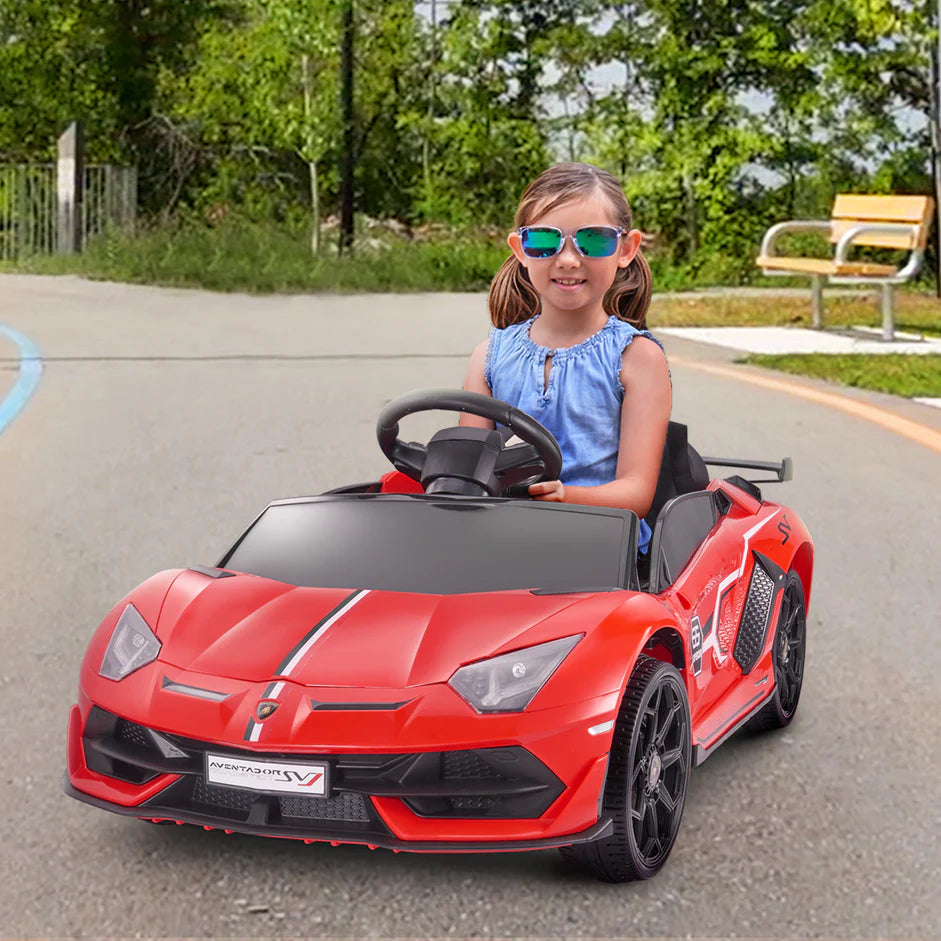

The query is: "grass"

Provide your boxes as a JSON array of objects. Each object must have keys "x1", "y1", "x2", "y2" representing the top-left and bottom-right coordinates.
[
  {"x1": 649, "y1": 292, "x2": 941, "y2": 400},
  {"x1": 5, "y1": 212, "x2": 914, "y2": 296},
  {"x1": 2, "y1": 218, "x2": 511, "y2": 293},
  {"x1": 739, "y1": 353, "x2": 941, "y2": 398}
]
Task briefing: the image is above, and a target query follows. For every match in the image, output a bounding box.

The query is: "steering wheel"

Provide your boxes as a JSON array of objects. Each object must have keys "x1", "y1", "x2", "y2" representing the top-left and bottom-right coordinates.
[{"x1": 376, "y1": 389, "x2": 563, "y2": 497}]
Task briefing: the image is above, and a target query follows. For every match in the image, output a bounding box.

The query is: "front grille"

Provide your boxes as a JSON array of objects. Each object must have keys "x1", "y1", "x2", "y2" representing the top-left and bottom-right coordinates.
[
  {"x1": 191, "y1": 780, "x2": 371, "y2": 822},
  {"x1": 279, "y1": 791, "x2": 369, "y2": 822},
  {"x1": 442, "y1": 751, "x2": 503, "y2": 779},
  {"x1": 193, "y1": 779, "x2": 256, "y2": 814},
  {"x1": 115, "y1": 719, "x2": 150, "y2": 750}
]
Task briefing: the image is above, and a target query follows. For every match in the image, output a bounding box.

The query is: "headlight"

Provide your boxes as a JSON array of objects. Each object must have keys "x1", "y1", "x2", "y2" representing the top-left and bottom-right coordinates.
[
  {"x1": 448, "y1": 634, "x2": 583, "y2": 714},
  {"x1": 99, "y1": 604, "x2": 161, "y2": 680}
]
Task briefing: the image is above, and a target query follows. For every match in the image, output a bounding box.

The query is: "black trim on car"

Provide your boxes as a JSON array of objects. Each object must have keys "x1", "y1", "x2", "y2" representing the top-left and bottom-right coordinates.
[
  {"x1": 187, "y1": 565, "x2": 237, "y2": 579},
  {"x1": 63, "y1": 777, "x2": 613, "y2": 852},
  {"x1": 309, "y1": 699, "x2": 413, "y2": 711},
  {"x1": 80, "y1": 708, "x2": 565, "y2": 821},
  {"x1": 724, "y1": 475, "x2": 762, "y2": 503},
  {"x1": 692, "y1": 689, "x2": 773, "y2": 766}
]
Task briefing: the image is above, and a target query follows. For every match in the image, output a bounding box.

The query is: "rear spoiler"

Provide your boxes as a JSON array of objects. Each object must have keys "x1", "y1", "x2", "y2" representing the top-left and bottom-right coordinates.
[{"x1": 701, "y1": 455, "x2": 793, "y2": 483}]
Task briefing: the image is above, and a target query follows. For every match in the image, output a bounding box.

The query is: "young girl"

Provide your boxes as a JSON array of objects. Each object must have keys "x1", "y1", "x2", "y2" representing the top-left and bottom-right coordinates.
[{"x1": 460, "y1": 162, "x2": 671, "y2": 554}]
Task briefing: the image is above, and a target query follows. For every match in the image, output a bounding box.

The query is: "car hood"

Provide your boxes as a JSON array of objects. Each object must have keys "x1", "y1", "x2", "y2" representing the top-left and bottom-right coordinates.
[{"x1": 155, "y1": 569, "x2": 610, "y2": 687}]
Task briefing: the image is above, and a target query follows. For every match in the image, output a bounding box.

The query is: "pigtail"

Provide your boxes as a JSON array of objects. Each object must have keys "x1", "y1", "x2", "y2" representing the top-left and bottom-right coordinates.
[
  {"x1": 603, "y1": 249, "x2": 652, "y2": 330},
  {"x1": 488, "y1": 254, "x2": 541, "y2": 328}
]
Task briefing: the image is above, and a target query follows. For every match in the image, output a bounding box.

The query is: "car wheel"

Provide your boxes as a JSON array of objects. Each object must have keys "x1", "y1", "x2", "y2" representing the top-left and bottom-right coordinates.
[
  {"x1": 561, "y1": 655, "x2": 691, "y2": 882},
  {"x1": 747, "y1": 570, "x2": 806, "y2": 731}
]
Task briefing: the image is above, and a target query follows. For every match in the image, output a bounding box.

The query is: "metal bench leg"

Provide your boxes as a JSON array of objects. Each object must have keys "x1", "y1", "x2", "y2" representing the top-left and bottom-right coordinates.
[
  {"x1": 811, "y1": 275, "x2": 823, "y2": 329},
  {"x1": 881, "y1": 283, "x2": 894, "y2": 341}
]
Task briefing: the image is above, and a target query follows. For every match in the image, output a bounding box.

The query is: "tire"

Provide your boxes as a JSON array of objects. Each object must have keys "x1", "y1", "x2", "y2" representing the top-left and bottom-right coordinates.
[
  {"x1": 747, "y1": 570, "x2": 807, "y2": 731},
  {"x1": 560, "y1": 655, "x2": 691, "y2": 883}
]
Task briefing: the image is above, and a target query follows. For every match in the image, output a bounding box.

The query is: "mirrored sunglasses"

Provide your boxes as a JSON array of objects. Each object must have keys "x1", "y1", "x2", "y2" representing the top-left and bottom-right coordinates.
[{"x1": 518, "y1": 225, "x2": 625, "y2": 259}]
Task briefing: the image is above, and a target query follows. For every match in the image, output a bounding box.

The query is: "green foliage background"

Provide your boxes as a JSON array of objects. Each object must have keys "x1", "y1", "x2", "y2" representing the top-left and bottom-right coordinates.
[{"x1": 0, "y1": 0, "x2": 936, "y2": 280}]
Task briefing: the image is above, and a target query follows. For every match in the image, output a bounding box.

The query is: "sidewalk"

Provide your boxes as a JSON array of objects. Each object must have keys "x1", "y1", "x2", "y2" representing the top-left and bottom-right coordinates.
[
  {"x1": 657, "y1": 324, "x2": 941, "y2": 409},
  {"x1": 656, "y1": 325, "x2": 941, "y2": 356}
]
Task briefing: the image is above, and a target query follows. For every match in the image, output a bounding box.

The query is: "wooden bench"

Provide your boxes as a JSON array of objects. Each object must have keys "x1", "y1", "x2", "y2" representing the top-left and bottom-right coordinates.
[{"x1": 756, "y1": 194, "x2": 935, "y2": 340}]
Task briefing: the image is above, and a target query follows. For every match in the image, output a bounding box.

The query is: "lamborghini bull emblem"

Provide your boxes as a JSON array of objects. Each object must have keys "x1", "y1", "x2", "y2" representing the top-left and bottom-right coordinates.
[{"x1": 255, "y1": 700, "x2": 280, "y2": 721}]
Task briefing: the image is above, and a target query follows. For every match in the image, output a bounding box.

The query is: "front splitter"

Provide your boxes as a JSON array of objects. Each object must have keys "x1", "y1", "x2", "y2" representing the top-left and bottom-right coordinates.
[{"x1": 64, "y1": 777, "x2": 613, "y2": 853}]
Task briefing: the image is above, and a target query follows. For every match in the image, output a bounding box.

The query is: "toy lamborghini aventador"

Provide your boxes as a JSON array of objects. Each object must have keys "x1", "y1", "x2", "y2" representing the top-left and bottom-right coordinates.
[{"x1": 65, "y1": 389, "x2": 813, "y2": 882}]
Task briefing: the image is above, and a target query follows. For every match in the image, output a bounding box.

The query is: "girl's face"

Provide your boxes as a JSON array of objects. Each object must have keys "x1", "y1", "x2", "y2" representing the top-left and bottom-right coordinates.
[{"x1": 507, "y1": 191, "x2": 642, "y2": 319}]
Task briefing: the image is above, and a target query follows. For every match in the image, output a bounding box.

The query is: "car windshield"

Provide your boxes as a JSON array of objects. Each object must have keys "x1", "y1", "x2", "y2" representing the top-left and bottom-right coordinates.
[{"x1": 220, "y1": 495, "x2": 633, "y2": 594}]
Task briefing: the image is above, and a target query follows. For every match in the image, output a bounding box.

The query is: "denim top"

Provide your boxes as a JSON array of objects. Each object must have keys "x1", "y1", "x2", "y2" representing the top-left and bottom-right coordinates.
[{"x1": 484, "y1": 315, "x2": 665, "y2": 554}]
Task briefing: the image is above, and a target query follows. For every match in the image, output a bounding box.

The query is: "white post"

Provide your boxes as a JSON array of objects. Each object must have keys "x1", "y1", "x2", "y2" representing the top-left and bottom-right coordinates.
[
  {"x1": 881, "y1": 283, "x2": 895, "y2": 342},
  {"x1": 810, "y1": 275, "x2": 823, "y2": 329},
  {"x1": 56, "y1": 122, "x2": 84, "y2": 254}
]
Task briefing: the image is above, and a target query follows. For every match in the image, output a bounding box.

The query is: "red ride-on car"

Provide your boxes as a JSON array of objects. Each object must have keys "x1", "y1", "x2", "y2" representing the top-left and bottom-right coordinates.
[{"x1": 65, "y1": 390, "x2": 813, "y2": 882}]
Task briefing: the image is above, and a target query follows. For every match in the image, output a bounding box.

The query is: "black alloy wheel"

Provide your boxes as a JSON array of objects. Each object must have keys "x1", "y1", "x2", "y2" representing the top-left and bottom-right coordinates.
[
  {"x1": 561, "y1": 655, "x2": 691, "y2": 883},
  {"x1": 748, "y1": 570, "x2": 807, "y2": 731}
]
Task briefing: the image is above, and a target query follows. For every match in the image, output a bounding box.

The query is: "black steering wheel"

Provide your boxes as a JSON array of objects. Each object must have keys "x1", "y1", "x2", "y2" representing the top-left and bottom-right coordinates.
[{"x1": 376, "y1": 389, "x2": 563, "y2": 497}]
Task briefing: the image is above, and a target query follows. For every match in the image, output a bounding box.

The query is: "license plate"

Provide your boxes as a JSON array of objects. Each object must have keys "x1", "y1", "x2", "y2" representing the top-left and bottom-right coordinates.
[{"x1": 205, "y1": 753, "x2": 329, "y2": 796}]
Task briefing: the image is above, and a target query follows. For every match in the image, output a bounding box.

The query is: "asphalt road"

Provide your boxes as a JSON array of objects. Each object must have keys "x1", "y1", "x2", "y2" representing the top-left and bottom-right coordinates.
[{"x1": 1, "y1": 274, "x2": 939, "y2": 938}]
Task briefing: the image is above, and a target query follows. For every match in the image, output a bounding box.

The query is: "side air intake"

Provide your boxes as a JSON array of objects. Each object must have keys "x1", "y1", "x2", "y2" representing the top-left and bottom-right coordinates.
[{"x1": 733, "y1": 553, "x2": 782, "y2": 674}]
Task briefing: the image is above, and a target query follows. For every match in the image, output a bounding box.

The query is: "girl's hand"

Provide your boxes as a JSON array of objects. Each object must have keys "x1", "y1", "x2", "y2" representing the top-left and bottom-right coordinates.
[{"x1": 529, "y1": 480, "x2": 565, "y2": 502}]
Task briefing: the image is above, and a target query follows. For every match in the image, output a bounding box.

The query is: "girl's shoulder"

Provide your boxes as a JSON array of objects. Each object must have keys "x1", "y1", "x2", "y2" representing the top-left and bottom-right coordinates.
[
  {"x1": 484, "y1": 318, "x2": 536, "y2": 388},
  {"x1": 488, "y1": 318, "x2": 535, "y2": 343},
  {"x1": 607, "y1": 317, "x2": 664, "y2": 352}
]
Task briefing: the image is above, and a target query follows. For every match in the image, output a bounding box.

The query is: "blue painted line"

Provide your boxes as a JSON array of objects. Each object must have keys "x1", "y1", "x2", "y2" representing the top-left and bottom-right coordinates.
[{"x1": 0, "y1": 324, "x2": 43, "y2": 435}]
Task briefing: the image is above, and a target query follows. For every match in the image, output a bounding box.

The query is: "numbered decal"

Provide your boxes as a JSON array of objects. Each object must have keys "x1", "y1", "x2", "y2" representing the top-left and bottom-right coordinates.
[{"x1": 690, "y1": 615, "x2": 703, "y2": 676}]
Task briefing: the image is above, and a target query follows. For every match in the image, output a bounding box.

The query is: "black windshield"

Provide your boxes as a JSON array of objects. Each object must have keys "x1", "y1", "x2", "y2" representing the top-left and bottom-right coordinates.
[{"x1": 220, "y1": 495, "x2": 634, "y2": 594}]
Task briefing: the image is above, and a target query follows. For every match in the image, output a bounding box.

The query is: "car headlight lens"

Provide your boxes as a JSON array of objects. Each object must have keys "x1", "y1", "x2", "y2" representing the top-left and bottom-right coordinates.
[
  {"x1": 99, "y1": 604, "x2": 161, "y2": 680},
  {"x1": 448, "y1": 634, "x2": 583, "y2": 713}
]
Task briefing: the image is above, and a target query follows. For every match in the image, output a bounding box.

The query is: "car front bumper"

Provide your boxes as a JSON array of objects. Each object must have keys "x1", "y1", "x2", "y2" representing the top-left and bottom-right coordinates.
[{"x1": 65, "y1": 679, "x2": 619, "y2": 851}]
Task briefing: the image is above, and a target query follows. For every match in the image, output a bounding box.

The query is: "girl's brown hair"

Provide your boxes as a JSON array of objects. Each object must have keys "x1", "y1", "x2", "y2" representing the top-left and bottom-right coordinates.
[{"x1": 488, "y1": 162, "x2": 652, "y2": 330}]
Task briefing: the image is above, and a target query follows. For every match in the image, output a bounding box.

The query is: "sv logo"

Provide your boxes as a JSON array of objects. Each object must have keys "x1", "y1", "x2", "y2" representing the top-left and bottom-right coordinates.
[
  {"x1": 280, "y1": 771, "x2": 323, "y2": 787},
  {"x1": 777, "y1": 513, "x2": 792, "y2": 545}
]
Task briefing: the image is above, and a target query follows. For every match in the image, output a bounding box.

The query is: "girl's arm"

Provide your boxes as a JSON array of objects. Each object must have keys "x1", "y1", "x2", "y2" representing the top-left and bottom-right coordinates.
[
  {"x1": 458, "y1": 339, "x2": 496, "y2": 430},
  {"x1": 529, "y1": 337, "x2": 671, "y2": 518}
]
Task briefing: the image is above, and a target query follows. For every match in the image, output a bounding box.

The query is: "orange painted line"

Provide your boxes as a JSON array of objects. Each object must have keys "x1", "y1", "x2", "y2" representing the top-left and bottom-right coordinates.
[{"x1": 670, "y1": 355, "x2": 941, "y2": 455}]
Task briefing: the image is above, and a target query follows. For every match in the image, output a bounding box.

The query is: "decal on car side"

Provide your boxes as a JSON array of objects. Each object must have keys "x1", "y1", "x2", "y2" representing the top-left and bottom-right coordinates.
[
  {"x1": 690, "y1": 616, "x2": 703, "y2": 676},
  {"x1": 698, "y1": 512, "x2": 780, "y2": 669}
]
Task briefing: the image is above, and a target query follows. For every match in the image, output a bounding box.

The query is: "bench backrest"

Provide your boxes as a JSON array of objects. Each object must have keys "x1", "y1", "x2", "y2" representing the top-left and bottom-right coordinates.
[{"x1": 830, "y1": 194, "x2": 934, "y2": 251}]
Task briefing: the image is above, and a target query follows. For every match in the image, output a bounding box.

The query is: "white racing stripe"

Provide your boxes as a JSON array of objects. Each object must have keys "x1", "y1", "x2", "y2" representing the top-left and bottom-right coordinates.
[{"x1": 280, "y1": 589, "x2": 371, "y2": 677}]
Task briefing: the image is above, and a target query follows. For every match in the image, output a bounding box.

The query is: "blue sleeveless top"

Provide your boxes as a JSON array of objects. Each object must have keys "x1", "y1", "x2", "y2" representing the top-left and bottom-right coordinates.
[{"x1": 484, "y1": 315, "x2": 665, "y2": 554}]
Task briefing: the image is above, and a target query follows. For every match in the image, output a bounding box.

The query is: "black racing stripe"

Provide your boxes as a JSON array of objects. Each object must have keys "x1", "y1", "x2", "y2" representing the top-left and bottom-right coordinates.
[
  {"x1": 243, "y1": 717, "x2": 257, "y2": 741},
  {"x1": 274, "y1": 589, "x2": 366, "y2": 676},
  {"x1": 702, "y1": 613, "x2": 714, "y2": 638},
  {"x1": 262, "y1": 681, "x2": 280, "y2": 698}
]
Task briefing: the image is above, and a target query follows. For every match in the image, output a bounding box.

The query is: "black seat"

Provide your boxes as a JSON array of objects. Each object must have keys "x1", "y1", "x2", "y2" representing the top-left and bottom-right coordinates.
[{"x1": 643, "y1": 421, "x2": 710, "y2": 533}]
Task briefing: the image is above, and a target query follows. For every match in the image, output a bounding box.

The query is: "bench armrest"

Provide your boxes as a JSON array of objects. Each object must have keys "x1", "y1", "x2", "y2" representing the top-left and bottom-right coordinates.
[
  {"x1": 833, "y1": 222, "x2": 919, "y2": 263},
  {"x1": 759, "y1": 220, "x2": 832, "y2": 258}
]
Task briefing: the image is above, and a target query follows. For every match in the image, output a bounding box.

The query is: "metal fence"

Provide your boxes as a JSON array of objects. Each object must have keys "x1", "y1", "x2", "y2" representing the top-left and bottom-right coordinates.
[{"x1": 0, "y1": 164, "x2": 137, "y2": 260}]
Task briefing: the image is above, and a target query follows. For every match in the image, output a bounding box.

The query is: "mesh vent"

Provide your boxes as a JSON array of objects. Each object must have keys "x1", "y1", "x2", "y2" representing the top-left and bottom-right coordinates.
[
  {"x1": 193, "y1": 779, "x2": 256, "y2": 814},
  {"x1": 450, "y1": 795, "x2": 499, "y2": 811},
  {"x1": 279, "y1": 792, "x2": 369, "y2": 822},
  {"x1": 442, "y1": 751, "x2": 501, "y2": 779},
  {"x1": 734, "y1": 558, "x2": 776, "y2": 673},
  {"x1": 115, "y1": 719, "x2": 151, "y2": 750}
]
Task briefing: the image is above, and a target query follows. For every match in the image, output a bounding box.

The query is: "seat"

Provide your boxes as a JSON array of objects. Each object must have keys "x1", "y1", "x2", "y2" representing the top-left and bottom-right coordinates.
[{"x1": 644, "y1": 421, "x2": 709, "y2": 533}]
